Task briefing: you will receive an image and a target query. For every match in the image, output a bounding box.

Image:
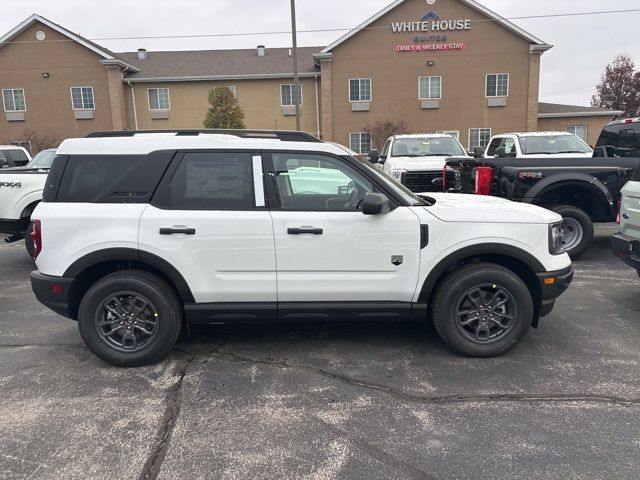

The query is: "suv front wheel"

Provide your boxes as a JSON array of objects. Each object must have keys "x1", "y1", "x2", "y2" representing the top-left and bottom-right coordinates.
[
  {"x1": 432, "y1": 263, "x2": 533, "y2": 357},
  {"x1": 78, "y1": 270, "x2": 183, "y2": 367}
]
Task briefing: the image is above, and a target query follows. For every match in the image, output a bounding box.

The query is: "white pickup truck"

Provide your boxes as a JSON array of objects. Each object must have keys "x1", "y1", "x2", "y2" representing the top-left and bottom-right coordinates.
[
  {"x1": 368, "y1": 134, "x2": 470, "y2": 193},
  {"x1": 481, "y1": 132, "x2": 593, "y2": 159},
  {"x1": 0, "y1": 149, "x2": 56, "y2": 255}
]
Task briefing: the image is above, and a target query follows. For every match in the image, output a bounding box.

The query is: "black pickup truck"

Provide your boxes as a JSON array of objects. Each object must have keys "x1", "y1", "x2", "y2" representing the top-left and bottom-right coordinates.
[{"x1": 445, "y1": 118, "x2": 640, "y2": 259}]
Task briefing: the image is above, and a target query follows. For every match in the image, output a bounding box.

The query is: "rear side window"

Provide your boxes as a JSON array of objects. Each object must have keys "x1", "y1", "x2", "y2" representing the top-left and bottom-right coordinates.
[
  {"x1": 5, "y1": 149, "x2": 28, "y2": 165},
  {"x1": 55, "y1": 153, "x2": 174, "y2": 203},
  {"x1": 597, "y1": 124, "x2": 640, "y2": 158},
  {"x1": 486, "y1": 138, "x2": 502, "y2": 157},
  {"x1": 159, "y1": 152, "x2": 255, "y2": 210}
]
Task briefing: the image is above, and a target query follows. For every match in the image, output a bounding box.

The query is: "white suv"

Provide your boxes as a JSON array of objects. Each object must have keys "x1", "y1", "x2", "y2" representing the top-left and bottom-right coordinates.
[
  {"x1": 30, "y1": 131, "x2": 573, "y2": 366},
  {"x1": 369, "y1": 134, "x2": 469, "y2": 192}
]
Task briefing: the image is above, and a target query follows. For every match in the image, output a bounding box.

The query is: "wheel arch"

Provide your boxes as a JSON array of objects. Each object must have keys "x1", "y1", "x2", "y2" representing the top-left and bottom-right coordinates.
[
  {"x1": 419, "y1": 244, "x2": 543, "y2": 326},
  {"x1": 63, "y1": 248, "x2": 195, "y2": 319},
  {"x1": 524, "y1": 177, "x2": 614, "y2": 221}
]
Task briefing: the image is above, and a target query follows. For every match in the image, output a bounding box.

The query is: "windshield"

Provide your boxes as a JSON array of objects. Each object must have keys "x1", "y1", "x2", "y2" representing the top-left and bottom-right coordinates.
[
  {"x1": 27, "y1": 149, "x2": 56, "y2": 169},
  {"x1": 391, "y1": 137, "x2": 465, "y2": 157},
  {"x1": 353, "y1": 156, "x2": 430, "y2": 206},
  {"x1": 519, "y1": 135, "x2": 592, "y2": 155}
]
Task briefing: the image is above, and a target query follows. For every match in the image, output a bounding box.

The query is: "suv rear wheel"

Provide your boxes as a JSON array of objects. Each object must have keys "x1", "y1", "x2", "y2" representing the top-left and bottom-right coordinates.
[
  {"x1": 77, "y1": 270, "x2": 182, "y2": 367},
  {"x1": 432, "y1": 263, "x2": 533, "y2": 357}
]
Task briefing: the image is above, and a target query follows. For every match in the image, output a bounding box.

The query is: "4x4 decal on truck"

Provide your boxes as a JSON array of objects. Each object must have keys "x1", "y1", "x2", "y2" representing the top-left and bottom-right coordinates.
[{"x1": 0, "y1": 181, "x2": 22, "y2": 188}]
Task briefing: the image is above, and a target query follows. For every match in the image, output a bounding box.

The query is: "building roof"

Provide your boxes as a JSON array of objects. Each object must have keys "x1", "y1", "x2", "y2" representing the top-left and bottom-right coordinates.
[
  {"x1": 118, "y1": 47, "x2": 322, "y2": 82},
  {"x1": 319, "y1": 0, "x2": 552, "y2": 55},
  {"x1": 538, "y1": 102, "x2": 624, "y2": 118},
  {"x1": 0, "y1": 14, "x2": 138, "y2": 72}
]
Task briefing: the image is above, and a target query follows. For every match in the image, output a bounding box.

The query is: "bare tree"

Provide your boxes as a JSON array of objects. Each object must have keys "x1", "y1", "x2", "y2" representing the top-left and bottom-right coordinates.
[
  {"x1": 5, "y1": 129, "x2": 62, "y2": 154},
  {"x1": 591, "y1": 54, "x2": 640, "y2": 117},
  {"x1": 363, "y1": 118, "x2": 409, "y2": 150}
]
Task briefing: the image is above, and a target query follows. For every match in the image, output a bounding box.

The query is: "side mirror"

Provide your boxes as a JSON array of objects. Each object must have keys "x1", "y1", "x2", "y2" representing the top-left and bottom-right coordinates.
[
  {"x1": 473, "y1": 147, "x2": 485, "y2": 158},
  {"x1": 367, "y1": 149, "x2": 380, "y2": 163},
  {"x1": 593, "y1": 145, "x2": 608, "y2": 158},
  {"x1": 362, "y1": 192, "x2": 391, "y2": 215}
]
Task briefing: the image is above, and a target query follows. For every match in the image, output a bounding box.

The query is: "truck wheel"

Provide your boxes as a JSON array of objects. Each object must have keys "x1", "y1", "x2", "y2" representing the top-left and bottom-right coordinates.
[
  {"x1": 432, "y1": 263, "x2": 533, "y2": 357},
  {"x1": 549, "y1": 205, "x2": 593, "y2": 260},
  {"x1": 24, "y1": 222, "x2": 35, "y2": 259},
  {"x1": 77, "y1": 270, "x2": 183, "y2": 367}
]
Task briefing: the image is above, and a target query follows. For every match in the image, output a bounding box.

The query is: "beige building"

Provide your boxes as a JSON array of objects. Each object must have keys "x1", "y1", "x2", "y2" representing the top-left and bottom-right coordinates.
[{"x1": 0, "y1": 0, "x2": 622, "y2": 154}]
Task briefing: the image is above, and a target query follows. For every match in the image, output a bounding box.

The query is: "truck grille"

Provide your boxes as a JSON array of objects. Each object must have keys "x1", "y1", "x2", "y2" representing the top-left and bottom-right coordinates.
[{"x1": 401, "y1": 171, "x2": 455, "y2": 193}]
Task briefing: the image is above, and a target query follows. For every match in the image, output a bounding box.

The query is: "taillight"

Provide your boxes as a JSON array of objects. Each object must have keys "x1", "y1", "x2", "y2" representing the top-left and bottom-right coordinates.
[
  {"x1": 475, "y1": 166, "x2": 494, "y2": 195},
  {"x1": 30, "y1": 220, "x2": 42, "y2": 260},
  {"x1": 616, "y1": 200, "x2": 621, "y2": 224}
]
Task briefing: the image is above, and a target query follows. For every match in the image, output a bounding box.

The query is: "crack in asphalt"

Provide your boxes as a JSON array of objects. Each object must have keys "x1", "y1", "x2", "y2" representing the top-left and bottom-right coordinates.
[
  {"x1": 138, "y1": 353, "x2": 195, "y2": 480},
  {"x1": 200, "y1": 348, "x2": 640, "y2": 407},
  {"x1": 312, "y1": 415, "x2": 440, "y2": 480}
]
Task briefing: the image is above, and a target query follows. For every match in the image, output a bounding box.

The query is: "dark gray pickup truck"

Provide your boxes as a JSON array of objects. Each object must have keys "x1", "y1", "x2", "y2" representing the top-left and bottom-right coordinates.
[{"x1": 445, "y1": 118, "x2": 640, "y2": 259}]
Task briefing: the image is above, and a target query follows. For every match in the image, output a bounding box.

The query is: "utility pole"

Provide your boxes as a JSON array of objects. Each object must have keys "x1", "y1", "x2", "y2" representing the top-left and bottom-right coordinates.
[{"x1": 290, "y1": 0, "x2": 301, "y2": 131}]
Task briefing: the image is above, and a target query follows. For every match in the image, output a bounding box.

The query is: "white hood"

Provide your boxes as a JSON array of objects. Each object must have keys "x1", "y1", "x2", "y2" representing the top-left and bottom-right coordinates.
[
  {"x1": 422, "y1": 193, "x2": 561, "y2": 224},
  {"x1": 387, "y1": 155, "x2": 468, "y2": 171}
]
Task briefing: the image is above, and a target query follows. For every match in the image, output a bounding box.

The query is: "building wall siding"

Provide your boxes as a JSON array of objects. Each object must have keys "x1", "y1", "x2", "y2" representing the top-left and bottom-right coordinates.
[{"x1": 0, "y1": 22, "x2": 114, "y2": 145}]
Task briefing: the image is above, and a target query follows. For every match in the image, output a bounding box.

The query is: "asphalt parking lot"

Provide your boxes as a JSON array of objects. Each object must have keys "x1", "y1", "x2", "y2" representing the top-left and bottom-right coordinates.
[{"x1": 1, "y1": 224, "x2": 639, "y2": 480}]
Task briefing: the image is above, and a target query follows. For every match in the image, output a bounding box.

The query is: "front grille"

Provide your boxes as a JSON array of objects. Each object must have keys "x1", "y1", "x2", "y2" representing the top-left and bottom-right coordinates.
[{"x1": 402, "y1": 170, "x2": 455, "y2": 192}]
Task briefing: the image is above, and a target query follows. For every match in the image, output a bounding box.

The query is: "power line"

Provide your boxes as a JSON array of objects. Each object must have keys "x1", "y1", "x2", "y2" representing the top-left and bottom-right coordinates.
[{"x1": 1, "y1": 8, "x2": 639, "y2": 44}]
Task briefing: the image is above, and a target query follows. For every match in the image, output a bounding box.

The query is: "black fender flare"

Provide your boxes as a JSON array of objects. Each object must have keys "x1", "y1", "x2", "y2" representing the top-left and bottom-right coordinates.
[
  {"x1": 63, "y1": 247, "x2": 195, "y2": 304},
  {"x1": 418, "y1": 243, "x2": 545, "y2": 303},
  {"x1": 521, "y1": 173, "x2": 614, "y2": 212}
]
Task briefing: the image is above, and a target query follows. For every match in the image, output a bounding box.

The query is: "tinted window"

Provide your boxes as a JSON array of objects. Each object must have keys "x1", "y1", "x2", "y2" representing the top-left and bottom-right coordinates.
[
  {"x1": 169, "y1": 152, "x2": 254, "y2": 210},
  {"x1": 0, "y1": 151, "x2": 8, "y2": 168},
  {"x1": 272, "y1": 153, "x2": 374, "y2": 211},
  {"x1": 5, "y1": 150, "x2": 29, "y2": 165},
  {"x1": 597, "y1": 124, "x2": 640, "y2": 158},
  {"x1": 57, "y1": 155, "x2": 144, "y2": 202},
  {"x1": 486, "y1": 138, "x2": 502, "y2": 157}
]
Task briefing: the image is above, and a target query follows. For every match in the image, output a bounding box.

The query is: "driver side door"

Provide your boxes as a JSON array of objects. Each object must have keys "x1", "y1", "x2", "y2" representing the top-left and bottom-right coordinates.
[{"x1": 266, "y1": 151, "x2": 421, "y2": 304}]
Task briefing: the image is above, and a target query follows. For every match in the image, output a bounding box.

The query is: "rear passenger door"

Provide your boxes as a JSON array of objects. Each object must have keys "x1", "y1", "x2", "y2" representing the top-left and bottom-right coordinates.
[{"x1": 139, "y1": 150, "x2": 276, "y2": 305}]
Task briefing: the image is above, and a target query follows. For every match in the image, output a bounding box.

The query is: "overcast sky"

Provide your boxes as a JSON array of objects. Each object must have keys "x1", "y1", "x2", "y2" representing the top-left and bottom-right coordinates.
[{"x1": 2, "y1": 0, "x2": 639, "y2": 106}]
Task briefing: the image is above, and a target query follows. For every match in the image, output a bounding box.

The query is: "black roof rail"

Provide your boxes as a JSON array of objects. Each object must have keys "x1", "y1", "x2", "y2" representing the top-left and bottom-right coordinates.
[{"x1": 85, "y1": 129, "x2": 323, "y2": 143}]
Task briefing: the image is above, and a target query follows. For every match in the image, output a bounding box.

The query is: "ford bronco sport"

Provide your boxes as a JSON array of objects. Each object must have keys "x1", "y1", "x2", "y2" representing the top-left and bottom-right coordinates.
[{"x1": 30, "y1": 131, "x2": 573, "y2": 366}]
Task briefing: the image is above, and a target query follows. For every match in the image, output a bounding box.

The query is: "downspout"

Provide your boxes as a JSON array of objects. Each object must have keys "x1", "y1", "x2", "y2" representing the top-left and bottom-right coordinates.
[
  {"x1": 127, "y1": 81, "x2": 139, "y2": 130},
  {"x1": 314, "y1": 74, "x2": 320, "y2": 138}
]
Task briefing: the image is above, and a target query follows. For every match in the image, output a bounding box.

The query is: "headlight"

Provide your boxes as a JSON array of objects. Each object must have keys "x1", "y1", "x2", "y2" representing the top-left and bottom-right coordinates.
[
  {"x1": 549, "y1": 222, "x2": 566, "y2": 255},
  {"x1": 391, "y1": 169, "x2": 406, "y2": 181}
]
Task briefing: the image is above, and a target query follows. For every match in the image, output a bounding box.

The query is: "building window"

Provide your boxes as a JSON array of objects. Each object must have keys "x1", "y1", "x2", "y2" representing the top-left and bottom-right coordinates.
[
  {"x1": 280, "y1": 84, "x2": 303, "y2": 106},
  {"x1": 349, "y1": 132, "x2": 372, "y2": 154},
  {"x1": 469, "y1": 128, "x2": 492, "y2": 150},
  {"x1": 566, "y1": 125, "x2": 588, "y2": 142},
  {"x1": 216, "y1": 85, "x2": 237, "y2": 97},
  {"x1": 419, "y1": 76, "x2": 442, "y2": 100},
  {"x1": 437, "y1": 130, "x2": 459, "y2": 139},
  {"x1": 9, "y1": 140, "x2": 31, "y2": 152},
  {"x1": 2, "y1": 89, "x2": 26, "y2": 112},
  {"x1": 148, "y1": 88, "x2": 170, "y2": 110},
  {"x1": 70, "y1": 87, "x2": 95, "y2": 110},
  {"x1": 349, "y1": 78, "x2": 372, "y2": 102},
  {"x1": 486, "y1": 73, "x2": 509, "y2": 97}
]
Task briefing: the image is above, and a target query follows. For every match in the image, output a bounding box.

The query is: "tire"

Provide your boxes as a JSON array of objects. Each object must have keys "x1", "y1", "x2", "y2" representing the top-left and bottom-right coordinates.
[
  {"x1": 548, "y1": 205, "x2": 593, "y2": 260},
  {"x1": 432, "y1": 262, "x2": 533, "y2": 357},
  {"x1": 24, "y1": 222, "x2": 35, "y2": 259},
  {"x1": 77, "y1": 270, "x2": 183, "y2": 367}
]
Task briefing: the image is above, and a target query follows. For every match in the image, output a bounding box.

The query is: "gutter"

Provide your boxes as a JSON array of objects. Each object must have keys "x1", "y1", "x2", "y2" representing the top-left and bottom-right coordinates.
[
  {"x1": 538, "y1": 111, "x2": 624, "y2": 119},
  {"x1": 124, "y1": 72, "x2": 319, "y2": 83},
  {"x1": 127, "y1": 81, "x2": 139, "y2": 130}
]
